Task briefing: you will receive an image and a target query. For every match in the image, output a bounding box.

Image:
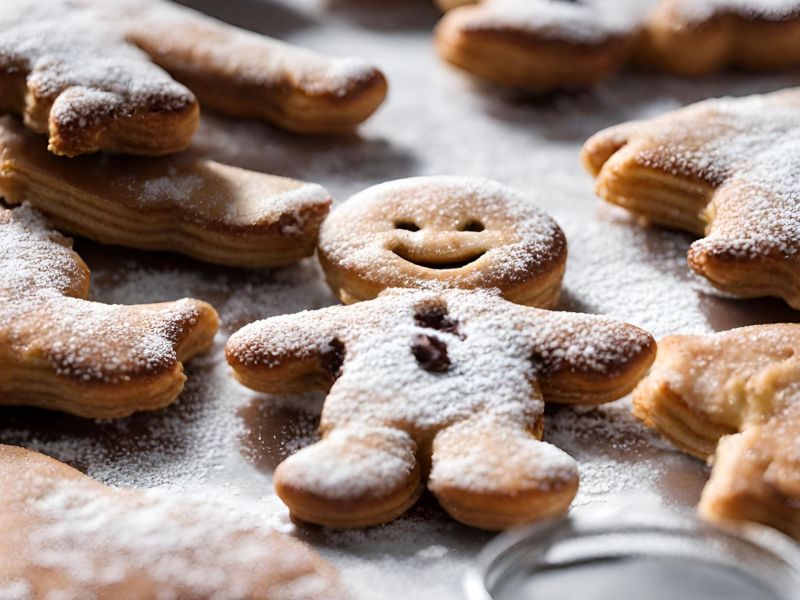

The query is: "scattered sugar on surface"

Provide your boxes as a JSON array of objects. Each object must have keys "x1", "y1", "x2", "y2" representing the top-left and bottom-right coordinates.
[{"x1": 5, "y1": 1, "x2": 793, "y2": 598}]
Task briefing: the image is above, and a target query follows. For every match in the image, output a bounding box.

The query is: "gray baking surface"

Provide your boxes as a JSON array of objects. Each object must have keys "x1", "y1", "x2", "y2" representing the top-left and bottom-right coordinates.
[{"x1": 2, "y1": 1, "x2": 800, "y2": 598}]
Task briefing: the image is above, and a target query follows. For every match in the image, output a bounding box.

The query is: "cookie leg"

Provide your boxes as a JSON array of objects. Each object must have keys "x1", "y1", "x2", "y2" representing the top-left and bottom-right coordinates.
[
  {"x1": 428, "y1": 416, "x2": 578, "y2": 530},
  {"x1": 700, "y1": 416, "x2": 800, "y2": 540},
  {"x1": 274, "y1": 426, "x2": 423, "y2": 528}
]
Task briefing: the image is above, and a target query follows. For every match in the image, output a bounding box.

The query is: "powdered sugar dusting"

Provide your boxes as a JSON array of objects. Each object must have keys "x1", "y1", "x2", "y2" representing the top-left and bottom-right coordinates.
[
  {"x1": 0, "y1": 0, "x2": 195, "y2": 127},
  {"x1": 458, "y1": 0, "x2": 655, "y2": 44},
  {"x1": 632, "y1": 89, "x2": 800, "y2": 260},
  {"x1": 229, "y1": 287, "x2": 653, "y2": 498},
  {"x1": 1, "y1": 449, "x2": 343, "y2": 599},
  {"x1": 673, "y1": 0, "x2": 800, "y2": 23},
  {"x1": 0, "y1": 205, "x2": 207, "y2": 385},
  {"x1": 319, "y1": 176, "x2": 565, "y2": 294}
]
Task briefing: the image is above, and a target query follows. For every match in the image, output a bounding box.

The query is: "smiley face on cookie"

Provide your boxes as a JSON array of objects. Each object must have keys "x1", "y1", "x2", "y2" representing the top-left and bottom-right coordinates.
[{"x1": 318, "y1": 176, "x2": 567, "y2": 307}]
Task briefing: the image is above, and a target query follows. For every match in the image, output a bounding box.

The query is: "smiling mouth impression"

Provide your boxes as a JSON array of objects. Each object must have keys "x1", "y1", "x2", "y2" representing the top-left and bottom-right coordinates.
[{"x1": 391, "y1": 243, "x2": 488, "y2": 270}]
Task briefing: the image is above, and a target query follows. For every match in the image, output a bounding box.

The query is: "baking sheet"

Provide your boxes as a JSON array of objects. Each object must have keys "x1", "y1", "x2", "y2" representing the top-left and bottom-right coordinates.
[{"x1": 2, "y1": 1, "x2": 800, "y2": 598}]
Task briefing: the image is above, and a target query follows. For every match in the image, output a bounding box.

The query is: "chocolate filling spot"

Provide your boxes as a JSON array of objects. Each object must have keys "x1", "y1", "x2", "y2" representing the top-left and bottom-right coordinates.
[
  {"x1": 320, "y1": 338, "x2": 345, "y2": 381},
  {"x1": 415, "y1": 306, "x2": 460, "y2": 336},
  {"x1": 412, "y1": 334, "x2": 450, "y2": 372}
]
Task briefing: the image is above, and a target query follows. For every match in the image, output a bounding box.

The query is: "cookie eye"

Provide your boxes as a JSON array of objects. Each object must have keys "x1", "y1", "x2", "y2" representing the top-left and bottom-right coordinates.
[
  {"x1": 395, "y1": 221, "x2": 420, "y2": 232},
  {"x1": 460, "y1": 220, "x2": 484, "y2": 232}
]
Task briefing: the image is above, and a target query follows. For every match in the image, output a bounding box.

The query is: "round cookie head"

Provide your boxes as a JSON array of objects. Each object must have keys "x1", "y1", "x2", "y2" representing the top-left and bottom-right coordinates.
[{"x1": 317, "y1": 176, "x2": 567, "y2": 307}]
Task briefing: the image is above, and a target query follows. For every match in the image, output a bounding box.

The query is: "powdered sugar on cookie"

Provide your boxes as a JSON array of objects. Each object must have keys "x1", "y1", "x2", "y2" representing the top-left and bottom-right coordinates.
[
  {"x1": 632, "y1": 90, "x2": 800, "y2": 259},
  {"x1": 0, "y1": 0, "x2": 197, "y2": 155},
  {"x1": 227, "y1": 287, "x2": 655, "y2": 528},
  {"x1": 456, "y1": 0, "x2": 654, "y2": 44},
  {"x1": 318, "y1": 176, "x2": 566, "y2": 305},
  {"x1": 671, "y1": 0, "x2": 800, "y2": 23}
]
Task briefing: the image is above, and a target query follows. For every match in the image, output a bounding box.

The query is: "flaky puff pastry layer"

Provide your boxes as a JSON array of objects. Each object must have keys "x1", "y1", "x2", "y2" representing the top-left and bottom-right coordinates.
[
  {"x1": 0, "y1": 205, "x2": 218, "y2": 418},
  {"x1": 0, "y1": 117, "x2": 331, "y2": 268},
  {"x1": 227, "y1": 288, "x2": 655, "y2": 530},
  {"x1": 634, "y1": 325, "x2": 800, "y2": 539},
  {"x1": 0, "y1": 445, "x2": 347, "y2": 599},
  {"x1": 583, "y1": 88, "x2": 800, "y2": 309}
]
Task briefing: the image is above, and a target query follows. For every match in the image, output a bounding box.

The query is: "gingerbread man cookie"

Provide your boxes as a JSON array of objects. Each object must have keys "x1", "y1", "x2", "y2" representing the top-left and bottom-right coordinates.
[
  {"x1": 0, "y1": 0, "x2": 200, "y2": 157},
  {"x1": 227, "y1": 288, "x2": 655, "y2": 529},
  {"x1": 318, "y1": 177, "x2": 567, "y2": 307},
  {"x1": 633, "y1": 325, "x2": 800, "y2": 539},
  {"x1": 0, "y1": 116, "x2": 332, "y2": 268},
  {"x1": 436, "y1": 0, "x2": 800, "y2": 91},
  {"x1": 0, "y1": 205, "x2": 218, "y2": 418},
  {"x1": 0, "y1": 445, "x2": 347, "y2": 599},
  {"x1": 583, "y1": 88, "x2": 800, "y2": 308},
  {"x1": 435, "y1": 0, "x2": 647, "y2": 91}
]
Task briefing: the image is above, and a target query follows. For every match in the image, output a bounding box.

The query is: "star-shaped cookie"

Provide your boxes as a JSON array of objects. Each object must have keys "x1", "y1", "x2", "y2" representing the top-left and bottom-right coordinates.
[
  {"x1": 583, "y1": 88, "x2": 800, "y2": 308},
  {"x1": 227, "y1": 288, "x2": 655, "y2": 530},
  {"x1": 634, "y1": 324, "x2": 800, "y2": 539},
  {"x1": 0, "y1": 205, "x2": 218, "y2": 418}
]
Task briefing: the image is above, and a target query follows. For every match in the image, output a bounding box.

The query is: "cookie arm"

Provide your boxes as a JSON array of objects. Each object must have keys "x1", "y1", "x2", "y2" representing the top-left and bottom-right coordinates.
[
  {"x1": 0, "y1": 299, "x2": 218, "y2": 418},
  {"x1": 0, "y1": 116, "x2": 332, "y2": 268},
  {"x1": 226, "y1": 309, "x2": 346, "y2": 395},
  {"x1": 119, "y1": 0, "x2": 387, "y2": 134},
  {"x1": 527, "y1": 311, "x2": 656, "y2": 405}
]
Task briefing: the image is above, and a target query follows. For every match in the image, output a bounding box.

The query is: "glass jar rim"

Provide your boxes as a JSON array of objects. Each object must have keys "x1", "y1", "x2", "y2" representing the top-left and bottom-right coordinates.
[{"x1": 464, "y1": 501, "x2": 800, "y2": 600}]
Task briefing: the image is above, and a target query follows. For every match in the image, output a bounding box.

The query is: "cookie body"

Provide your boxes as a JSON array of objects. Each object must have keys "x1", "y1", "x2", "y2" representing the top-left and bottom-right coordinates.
[
  {"x1": 633, "y1": 325, "x2": 800, "y2": 539},
  {"x1": 582, "y1": 88, "x2": 800, "y2": 308},
  {"x1": 0, "y1": 205, "x2": 218, "y2": 418},
  {"x1": 227, "y1": 288, "x2": 656, "y2": 530},
  {"x1": 0, "y1": 117, "x2": 331, "y2": 267},
  {"x1": 318, "y1": 176, "x2": 567, "y2": 307},
  {"x1": 0, "y1": 445, "x2": 347, "y2": 599},
  {"x1": 0, "y1": 0, "x2": 199, "y2": 156}
]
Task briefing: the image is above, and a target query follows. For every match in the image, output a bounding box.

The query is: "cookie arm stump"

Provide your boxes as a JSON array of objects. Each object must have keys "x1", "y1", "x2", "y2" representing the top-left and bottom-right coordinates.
[
  {"x1": 120, "y1": 0, "x2": 388, "y2": 134},
  {"x1": 526, "y1": 311, "x2": 657, "y2": 405},
  {"x1": 225, "y1": 309, "x2": 347, "y2": 395}
]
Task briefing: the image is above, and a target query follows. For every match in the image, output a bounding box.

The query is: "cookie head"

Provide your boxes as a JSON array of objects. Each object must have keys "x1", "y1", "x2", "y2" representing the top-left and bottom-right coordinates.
[{"x1": 317, "y1": 176, "x2": 567, "y2": 307}]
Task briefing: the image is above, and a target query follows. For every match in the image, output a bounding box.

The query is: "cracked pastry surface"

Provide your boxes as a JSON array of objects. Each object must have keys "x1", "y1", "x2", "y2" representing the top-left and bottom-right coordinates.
[
  {"x1": 582, "y1": 88, "x2": 800, "y2": 308},
  {"x1": 226, "y1": 288, "x2": 655, "y2": 530},
  {"x1": 633, "y1": 324, "x2": 800, "y2": 539},
  {"x1": 0, "y1": 116, "x2": 332, "y2": 268},
  {"x1": 0, "y1": 205, "x2": 218, "y2": 418},
  {"x1": 0, "y1": 444, "x2": 347, "y2": 599},
  {"x1": 435, "y1": 0, "x2": 800, "y2": 91},
  {"x1": 317, "y1": 176, "x2": 567, "y2": 307}
]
